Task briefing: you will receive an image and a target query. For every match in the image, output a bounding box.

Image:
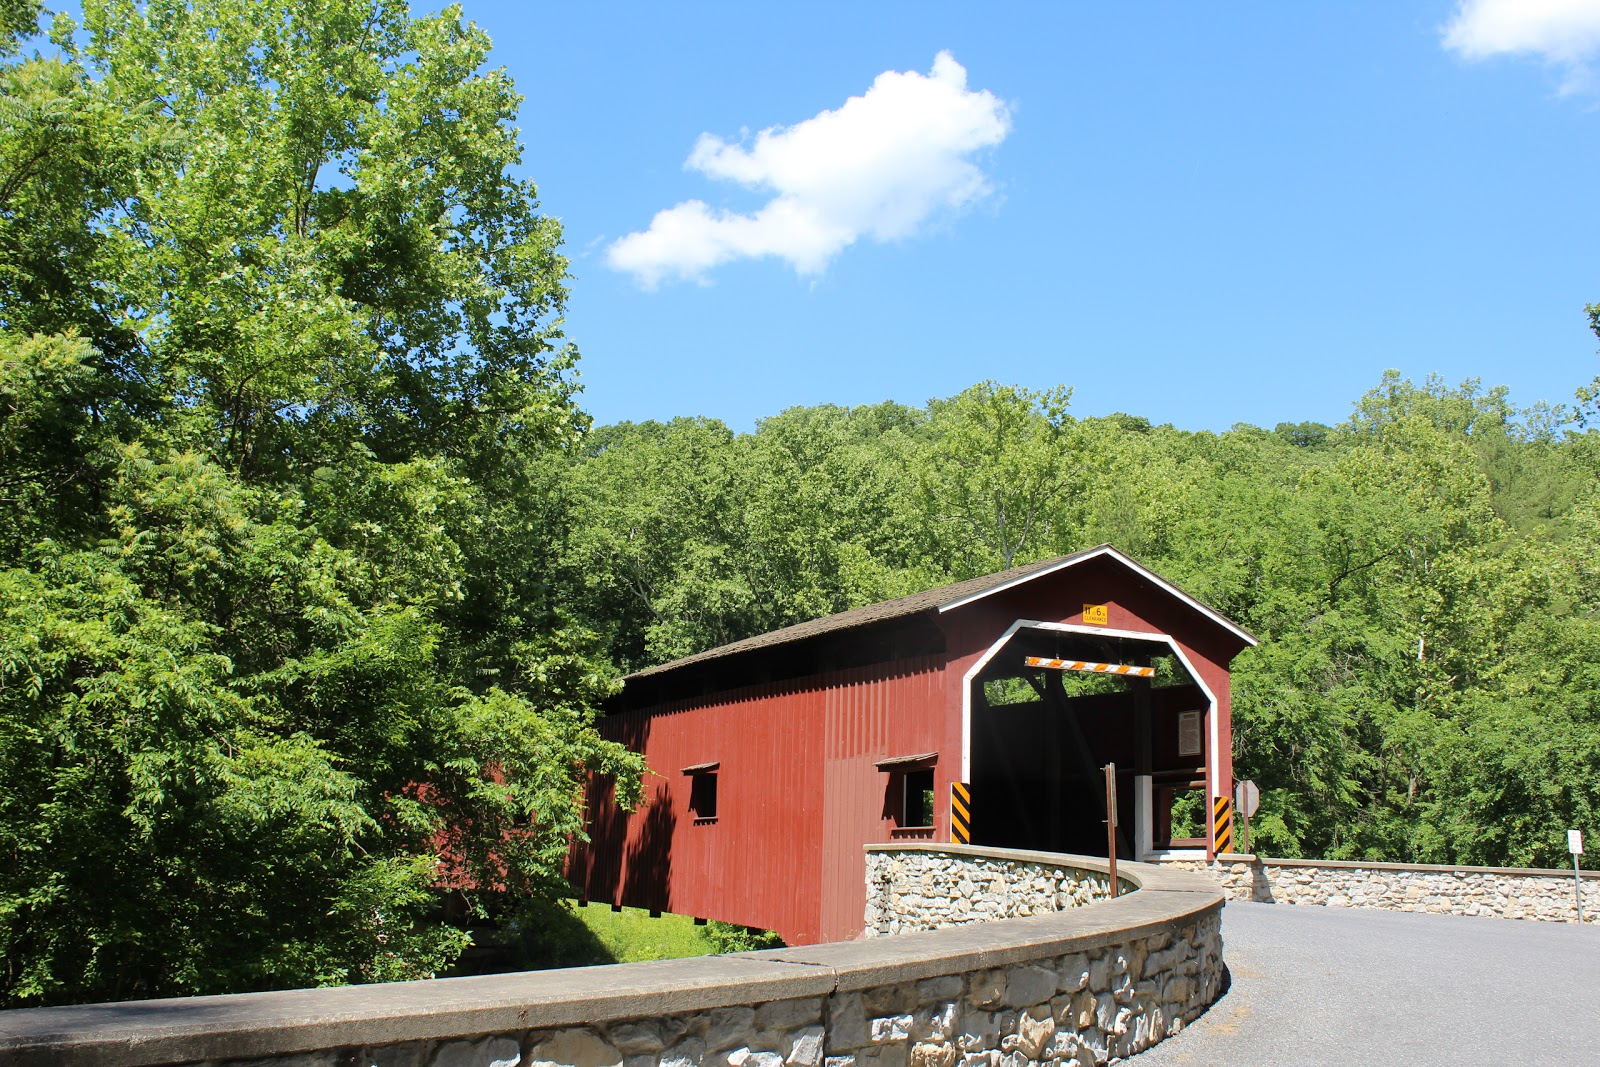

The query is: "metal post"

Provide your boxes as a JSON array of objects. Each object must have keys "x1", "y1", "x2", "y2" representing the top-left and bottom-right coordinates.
[
  {"x1": 1571, "y1": 829, "x2": 1585, "y2": 924},
  {"x1": 1577, "y1": 854, "x2": 1585, "y2": 925},
  {"x1": 1105, "y1": 762, "x2": 1119, "y2": 899}
]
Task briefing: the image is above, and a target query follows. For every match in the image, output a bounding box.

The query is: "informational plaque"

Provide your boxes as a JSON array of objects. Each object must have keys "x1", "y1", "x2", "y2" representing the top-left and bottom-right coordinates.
[
  {"x1": 1082, "y1": 603, "x2": 1109, "y2": 626},
  {"x1": 1178, "y1": 710, "x2": 1202, "y2": 756}
]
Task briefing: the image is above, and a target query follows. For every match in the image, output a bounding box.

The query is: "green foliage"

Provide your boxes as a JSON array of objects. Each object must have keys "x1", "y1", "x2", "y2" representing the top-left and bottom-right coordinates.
[
  {"x1": 557, "y1": 372, "x2": 1600, "y2": 874},
  {"x1": 0, "y1": 2, "x2": 41, "y2": 53},
  {"x1": 450, "y1": 902, "x2": 785, "y2": 972},
  {"x1": 701, "y1": 921, "x2": 786, "y2": 955},
  {"x1": 580, "y1": 911, "x2": 728, "y2": 963},
  {"x1": 917, "y1": 382, "x2": 1075, "y2": 573},
  {"x1": 560, "y1": 408, "x2": 932, "y2": 670},
  {"x1": 1577, "y1": 302, "x2": 1600, "y2": 426},
  {"x1": 0, "y1": 0, "x2": 639, "y2": 1006},
  {"x1": 1168, "y1": 790, "x2": 1204, "y2": 841}
]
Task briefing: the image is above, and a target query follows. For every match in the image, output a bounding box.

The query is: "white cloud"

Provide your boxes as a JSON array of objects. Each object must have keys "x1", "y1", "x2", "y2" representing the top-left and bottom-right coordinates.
[
  {"x1": 1443, "y1": 0, "x2": 1600, "y2": 87},
  {"x1": 607, "y1": 52, "x2": 1011, "y2": 287}
]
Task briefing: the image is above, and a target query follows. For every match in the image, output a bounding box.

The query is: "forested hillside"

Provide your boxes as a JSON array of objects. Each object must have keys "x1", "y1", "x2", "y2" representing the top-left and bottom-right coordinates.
[{"x1": 554, "y1": 376, "x2": 1600, "y2": 873}]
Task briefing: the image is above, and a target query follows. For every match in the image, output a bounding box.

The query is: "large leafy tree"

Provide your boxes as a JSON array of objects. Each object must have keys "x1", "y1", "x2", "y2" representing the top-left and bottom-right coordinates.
[
  {"x1": 915, "y1": 382, "x2": 1075, "y2": 575},
  {"x1": 0, "y1": 0, "x2": 639, "y2": 1007},
  {"x1": 560, "y1": 407, "x2": 933, "y2": 670}
]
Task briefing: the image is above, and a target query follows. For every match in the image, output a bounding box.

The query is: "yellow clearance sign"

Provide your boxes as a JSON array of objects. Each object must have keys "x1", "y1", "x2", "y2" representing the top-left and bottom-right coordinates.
[{"x1": 1082, "y1": 603, "x2": 1109, "y2": 625}]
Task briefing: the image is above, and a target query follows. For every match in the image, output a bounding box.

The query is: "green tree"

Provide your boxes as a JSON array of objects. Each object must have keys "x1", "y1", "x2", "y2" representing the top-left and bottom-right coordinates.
[
  {"x1": 915, "y1": 382, "x2": 1075, "y2": 576},
  {"x1": 561, "y1": 418, "x2": 756, "y2": 667},
  {"x1": 0, "y1": 0, "x2": 640, "y2": 1006},
  {"x1": 1578, "y1": 301, "x2": 1600, "y2": 426},
  {"x1": 559, "y1": 403, "x2": 942, "y2": 669}
]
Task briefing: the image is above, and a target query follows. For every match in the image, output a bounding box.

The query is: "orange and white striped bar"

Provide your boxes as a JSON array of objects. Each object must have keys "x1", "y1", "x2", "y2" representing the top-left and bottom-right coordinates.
[{"x1": 1024, "y1": 655, "x2": 1155, "y2": 678}]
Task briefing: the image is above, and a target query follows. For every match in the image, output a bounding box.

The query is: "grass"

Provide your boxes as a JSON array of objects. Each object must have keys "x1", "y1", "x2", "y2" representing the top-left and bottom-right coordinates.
[
  {"x1": 455, "y1": 898, "x2": 784, "y2": 974},
  {"x1": 573, "y1": 904, "x2": 722, "y2": 963}
]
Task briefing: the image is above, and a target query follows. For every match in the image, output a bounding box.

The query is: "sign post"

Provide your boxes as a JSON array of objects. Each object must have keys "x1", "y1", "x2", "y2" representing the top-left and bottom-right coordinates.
[
  {"x1": 1104, "y1": 763, "x2": 1119, "y2": 899},
  {"x1": 1570, "y1": 830, "x2": 1584, "y2": 924},
  {"x1": 1235, "y1": 779, "x2": 1260, "y2": 855}
]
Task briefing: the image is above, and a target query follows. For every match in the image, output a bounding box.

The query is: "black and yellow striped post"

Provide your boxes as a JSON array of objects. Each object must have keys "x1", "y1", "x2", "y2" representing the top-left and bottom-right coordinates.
[
  {"x1": 950, "y1": 781, "x2": 972, "y2": 844},
  {"x1": 1212, "y1": 794, "x2": 1234, "y2": 856}
]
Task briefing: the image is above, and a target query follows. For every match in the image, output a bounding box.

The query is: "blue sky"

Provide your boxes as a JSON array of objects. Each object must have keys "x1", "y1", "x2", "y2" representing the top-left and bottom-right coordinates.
[{"x1": 464, "y1": 2, "x2": 1600, "y2": 433}]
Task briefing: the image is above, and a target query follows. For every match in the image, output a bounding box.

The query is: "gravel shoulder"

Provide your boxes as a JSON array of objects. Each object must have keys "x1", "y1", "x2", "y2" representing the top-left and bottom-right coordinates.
[{"x1": 1134, "y1": 900, "x2": 1600, "y2": 1066}]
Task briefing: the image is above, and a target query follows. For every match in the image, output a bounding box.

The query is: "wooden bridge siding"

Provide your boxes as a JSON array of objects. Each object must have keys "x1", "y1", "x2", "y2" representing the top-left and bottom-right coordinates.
[
  {"x1": 575, "y1": 682, "x2": 826, "y2": 944},
  {"x1": 817, "y1": 656, "x2": 945, "y2": 942},
  {"x1": 575, "y1": 656, "x2": 947, "y2": 945}
]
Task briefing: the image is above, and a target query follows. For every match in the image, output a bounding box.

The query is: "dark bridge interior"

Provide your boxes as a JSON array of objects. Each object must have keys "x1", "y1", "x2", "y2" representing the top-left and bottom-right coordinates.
[{"x1": 969, "y1": 626, "x2": 1209, "y2": 857}]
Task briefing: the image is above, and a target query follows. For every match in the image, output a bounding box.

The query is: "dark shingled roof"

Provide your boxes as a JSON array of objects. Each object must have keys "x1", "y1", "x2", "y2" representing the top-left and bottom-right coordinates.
[{"x1": 627, "y1": 545, "x2": 1117, "y2": 682}]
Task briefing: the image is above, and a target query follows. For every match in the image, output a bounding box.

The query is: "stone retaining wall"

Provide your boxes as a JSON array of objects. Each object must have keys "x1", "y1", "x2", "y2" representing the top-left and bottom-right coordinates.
[
  {"x1": 1155, "y1": 853, "x2": 1598, "y2": 923},
  {"x1": 0, "y1": 849, "x2": 1223, "y2": 1067},
  {"x1": 864, "y1": 846, "x2": 1120, "y2": 936}
]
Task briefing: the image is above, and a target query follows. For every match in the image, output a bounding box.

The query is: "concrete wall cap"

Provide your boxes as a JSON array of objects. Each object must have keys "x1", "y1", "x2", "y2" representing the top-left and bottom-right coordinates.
[
  {"x1": 754, "y1": 890, "x2": 1220, "y2": 992},
  {"x1": 1174, "y1": 853, "x2": 1596, "y2": 880},
  {"x1": 866, "y1": 844, "x2": 1225, "y2": 897},
  {"x1": 0, "y1": 956, "x2": 834, "y2": 1067}
]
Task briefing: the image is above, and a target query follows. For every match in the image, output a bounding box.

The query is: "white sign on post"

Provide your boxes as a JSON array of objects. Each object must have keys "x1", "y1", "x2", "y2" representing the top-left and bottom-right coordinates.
[{"x1": 1571, "y1": 830, "x2": 1584, "y2": 856}]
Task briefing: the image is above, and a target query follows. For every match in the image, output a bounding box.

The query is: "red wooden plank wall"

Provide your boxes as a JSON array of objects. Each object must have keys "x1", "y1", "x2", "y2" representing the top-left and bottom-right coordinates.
[
  {"x1": 817, "y1": 655, "x2": 943, "y2": 942},
  {"x1": 573, "y1": 656, "x2": 945, "y2": 945}
]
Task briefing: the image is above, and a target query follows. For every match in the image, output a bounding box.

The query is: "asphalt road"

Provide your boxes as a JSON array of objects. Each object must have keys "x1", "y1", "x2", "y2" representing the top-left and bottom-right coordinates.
[{"x1": 1135, "y1": 900, "x2": 1600, "y2": 1066}]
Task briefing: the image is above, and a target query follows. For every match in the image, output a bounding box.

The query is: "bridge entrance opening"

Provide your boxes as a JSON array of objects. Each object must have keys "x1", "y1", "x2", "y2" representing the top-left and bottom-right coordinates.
[{"x1": 967, "y1": 625, "x2": 1212, "y2": 859}]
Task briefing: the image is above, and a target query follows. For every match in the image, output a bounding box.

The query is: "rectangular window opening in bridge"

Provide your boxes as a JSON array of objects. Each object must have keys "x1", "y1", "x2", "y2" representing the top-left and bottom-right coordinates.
[
  {"x1": 1157, "y1": 781, "x2": 1208, "y2": 849},
  {"x1": 902, "y1": 769, "x2": 935, "y2": 829},
  {"x1": 683, "y1": 762, "x2": 719, "y2": 823},
  {"x1": 877, "y1": 753, "x2": 938, "y2": 833}
]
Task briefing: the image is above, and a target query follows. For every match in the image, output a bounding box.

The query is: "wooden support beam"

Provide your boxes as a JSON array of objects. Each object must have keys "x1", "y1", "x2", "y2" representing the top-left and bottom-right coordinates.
[{"x1": 1132, "y1": 658, "x2": 1152, "y2": 778}]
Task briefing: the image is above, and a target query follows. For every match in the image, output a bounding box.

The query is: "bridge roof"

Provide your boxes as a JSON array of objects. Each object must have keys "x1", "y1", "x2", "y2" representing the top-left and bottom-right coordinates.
[{"x1": 627, "y1": 544, "x2": 1255, "y2": 684}]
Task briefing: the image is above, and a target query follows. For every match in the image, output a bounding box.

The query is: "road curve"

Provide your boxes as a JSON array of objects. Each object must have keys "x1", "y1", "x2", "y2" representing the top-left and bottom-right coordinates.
[{"x1": 1134, "y1": 900, "x2": 1600, "y2": 1066}]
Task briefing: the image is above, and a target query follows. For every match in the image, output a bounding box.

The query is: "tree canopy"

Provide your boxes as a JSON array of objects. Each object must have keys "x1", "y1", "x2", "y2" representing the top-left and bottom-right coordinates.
[{"x1": 1, "y1": 0, "x2": 639, "y2": 1007}]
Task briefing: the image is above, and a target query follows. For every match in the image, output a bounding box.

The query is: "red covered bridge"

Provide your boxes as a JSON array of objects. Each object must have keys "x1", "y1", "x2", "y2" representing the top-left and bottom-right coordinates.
[{"x1": 569, "y1": 545, "x2": 1256, "y2": 945}]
